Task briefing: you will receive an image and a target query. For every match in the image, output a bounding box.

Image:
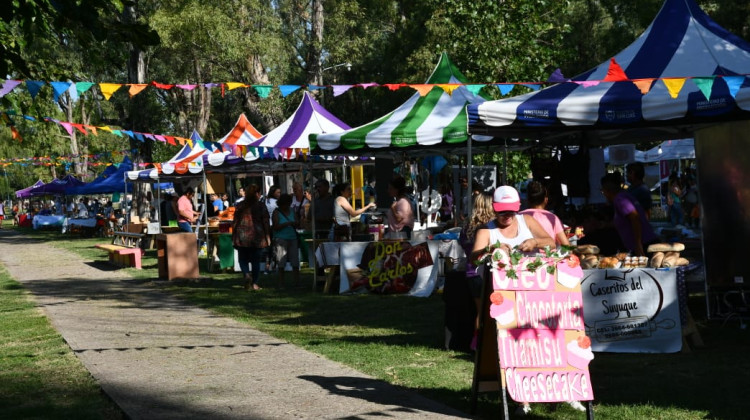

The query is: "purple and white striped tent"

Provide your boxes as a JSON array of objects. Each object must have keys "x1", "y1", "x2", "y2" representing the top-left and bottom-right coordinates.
[{"x1": 468, "y1": 0, "x2": 750, "y2": 145}]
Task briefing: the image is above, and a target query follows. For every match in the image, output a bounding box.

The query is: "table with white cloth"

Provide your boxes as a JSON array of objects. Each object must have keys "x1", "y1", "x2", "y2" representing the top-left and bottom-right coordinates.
[
  {"x1": 62, "y1": 218, "x2": 98, "y2": 234},
  {"x1": 315, "y1": 240, "x2": 462, "y2": 297},
  {"x1": 32, "y1": 215, "x2": 67, "y2": 230}
]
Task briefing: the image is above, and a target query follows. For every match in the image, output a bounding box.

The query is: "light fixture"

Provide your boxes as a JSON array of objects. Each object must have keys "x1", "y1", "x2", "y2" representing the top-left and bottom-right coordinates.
[{"x1": 658, "y1": 146, "x2": 662, "y2": 155}]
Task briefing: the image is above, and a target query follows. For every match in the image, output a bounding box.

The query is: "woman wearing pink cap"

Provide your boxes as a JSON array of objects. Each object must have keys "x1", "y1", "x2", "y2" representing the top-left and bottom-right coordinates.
[{"x1": 471, "y1": 185, "x2": 555, "y2": 258}]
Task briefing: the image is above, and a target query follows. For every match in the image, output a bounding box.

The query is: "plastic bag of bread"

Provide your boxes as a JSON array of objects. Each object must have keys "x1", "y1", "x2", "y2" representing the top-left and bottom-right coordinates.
[
  {"x1": 647, "y1": 243, "x2": 685, "y2": 253},
  {"x1": 581, "y1": 255, "x2": 599, "y2": 269}
]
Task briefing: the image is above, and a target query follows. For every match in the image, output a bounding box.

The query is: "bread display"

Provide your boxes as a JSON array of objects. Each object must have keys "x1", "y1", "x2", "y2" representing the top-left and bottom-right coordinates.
[
  {"x1": 575, "y1": 244, "x2": 600, "y2": 256},
  {"x1": 650, "y1": 252, "x2": 665, "y2": 268},
  {"x1": 576, "y1": 242, "x2": 689, "y2": 269},
  {"x1": 647, "y1": 242, "x2": 686, "y2": 253}
]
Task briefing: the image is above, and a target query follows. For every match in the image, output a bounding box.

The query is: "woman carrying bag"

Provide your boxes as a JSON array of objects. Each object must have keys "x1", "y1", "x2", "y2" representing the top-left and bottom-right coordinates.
[{"x1": 233, "y1": 184, "x2": 271, "y2": 291}]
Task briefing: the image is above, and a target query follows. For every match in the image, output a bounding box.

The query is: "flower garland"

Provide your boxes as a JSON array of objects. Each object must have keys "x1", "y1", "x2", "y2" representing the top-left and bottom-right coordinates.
[{"x1": 474, "y1": 242, "x2": 579, "y2": 280}]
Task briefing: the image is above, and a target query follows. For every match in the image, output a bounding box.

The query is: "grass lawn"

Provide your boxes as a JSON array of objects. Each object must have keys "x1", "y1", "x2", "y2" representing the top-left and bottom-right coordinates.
[
  {"x1": 12, "y1": 225, "x2": 750, "y2": 419},
  {"x1": 0, "y1": 264, "x2": 123, "y2": 419}
]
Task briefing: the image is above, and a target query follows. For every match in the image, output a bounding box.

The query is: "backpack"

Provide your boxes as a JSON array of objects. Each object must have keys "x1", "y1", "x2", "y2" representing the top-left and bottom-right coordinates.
[{"x1": 233, "y1": 209, "x2": 255, "y2": 248}]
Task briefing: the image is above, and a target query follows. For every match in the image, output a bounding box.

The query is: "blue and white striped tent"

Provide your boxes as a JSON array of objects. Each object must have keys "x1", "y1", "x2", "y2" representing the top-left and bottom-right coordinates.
[{"x1": 468, "y1": 0, "x2": 750, "y2": 145}]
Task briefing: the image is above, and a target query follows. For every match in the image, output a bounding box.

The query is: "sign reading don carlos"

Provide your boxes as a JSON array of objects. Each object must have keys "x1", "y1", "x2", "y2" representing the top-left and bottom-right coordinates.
[{"x1": 489, "y1": 254, "x2": 595, "y2": 403}]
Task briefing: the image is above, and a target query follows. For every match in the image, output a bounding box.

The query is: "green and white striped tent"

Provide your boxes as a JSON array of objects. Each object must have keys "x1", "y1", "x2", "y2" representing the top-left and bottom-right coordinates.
[{"x1": 310, "y1": 53, "x2": 491, "y2": 155}]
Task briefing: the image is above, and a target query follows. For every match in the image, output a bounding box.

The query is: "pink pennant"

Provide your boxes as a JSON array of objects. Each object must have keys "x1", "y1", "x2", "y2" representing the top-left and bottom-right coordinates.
[
  {"x1": 357, "y1": 82, "x2": 379, "y2": 89},
  {"x1": 332, "y1": 85, "x2": 353, "y2": 97},
  {"x1": 574, "y1": 80, "x2": 601, "y2": 88},
  {"x1": 155, "y1": 135, "x2": 167, "y2": 143},
  {"x1": 176, "y1": 84, "x2": 198, "y2": 91},
  {"x1": 59, "y1": 122, "x2": 75, "y2": 137}
]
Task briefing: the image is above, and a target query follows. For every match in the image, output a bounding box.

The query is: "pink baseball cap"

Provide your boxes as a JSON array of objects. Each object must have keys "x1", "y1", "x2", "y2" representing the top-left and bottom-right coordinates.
[{"x1": 493, "y1": 186, "x2": 520, "y2": 212}]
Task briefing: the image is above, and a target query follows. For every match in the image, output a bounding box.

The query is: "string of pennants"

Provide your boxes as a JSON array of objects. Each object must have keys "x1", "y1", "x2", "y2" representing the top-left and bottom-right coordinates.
[
  {"x1": 2, "y1": 58, "x2": 747, "y2": 102},
  {"x1": 0, "y1": 150, "x2": 127, "y2": 168}
]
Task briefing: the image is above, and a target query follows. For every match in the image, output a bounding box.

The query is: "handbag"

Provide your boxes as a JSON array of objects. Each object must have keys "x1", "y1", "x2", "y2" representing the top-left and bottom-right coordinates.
[{"x1": 232, "y1": 211, "x2": 255, "y2": 248}]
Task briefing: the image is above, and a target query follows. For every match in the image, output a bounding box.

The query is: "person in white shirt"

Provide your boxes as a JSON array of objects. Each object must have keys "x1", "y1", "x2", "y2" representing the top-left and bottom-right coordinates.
[{"x1": 77, "y1": 198, "x2": 89, "y2": 218}]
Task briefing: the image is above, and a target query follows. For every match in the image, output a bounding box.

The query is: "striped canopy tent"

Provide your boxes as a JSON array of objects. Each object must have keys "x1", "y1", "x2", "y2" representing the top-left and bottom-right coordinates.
[
  {"x1": 203, "y1": 113, "x2": 264, "y2": 167},
  {"x1": 310, "y1": 53, "x2": 490, "y2": 156},
  {"x1": 15, "y1": 179, "x2": 45, "y2": 198},
  {"x1": 248, "y1": 91, "x2": 350, "y2": 161},
  {"x1": 468, "y1": 0, "x2": 750, "y2": 146}
]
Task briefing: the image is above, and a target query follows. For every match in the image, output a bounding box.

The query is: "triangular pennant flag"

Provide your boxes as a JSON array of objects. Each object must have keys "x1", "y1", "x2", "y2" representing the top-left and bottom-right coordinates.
[
  {"x1": 692, "y1": 77, "x2": 715, "y2": 101},
  {"x1": 155, "y1": 135, "x2": 166, "y2": 143},
  {"x1": 547, "y1": 68, "x2": 568, "y2": 83},
  {"x1": 383, "y1": 83, "x2": 406, "y2": 91},
  {"x1": 357, "y1": 82, "x2": 379, "y2": 89},
  {"x1": 496, "y1": 84, "x2": 514, "y2": 96},
  {"x1": 177, "y1": 137, "x2": 186, "y2": 146},
  {"x1": 134, "y1": 133, "x2": 145, "y2": 142},
  {"x1": 49, "y1": 81, "x2": 72, "y2": 102},
  {"x1": 279, "y1": 85, "x2": 302, "y2": 97},
  {"x1": 122, "y1": 130, "x2": 135, "y2": 139},
  {"x1": 307, "y1": 84, "x2": 326, "y2": 91},
  {"x1": 522, "y1": 84, "x2": 541, "y2": 91},
  {"x1": 0, "y1": 80, "x2": 22, "y2": 97},
  {"x1": 226, "y1": 82, "x2": 247, "y2": 91},
  {"x1": 465, "y1": 84, "x2": 485, "y2": 96},
  {"x1": 662, "y1": 78, "x2": 686, "y2": 99},
  {"x1": 603, "y1": 58, "x2": 628, "y2": 82},
  {"x1": 59, "y1": 122, "x2": 75, "y2": 137},
  {"x1": 150, "y1": 81, "x2": 174, "y2": 90},
  {"x1": 23, "y1": 115, "x2": 36, "y2": 121},
  {"x1": 176, "y1": 84, "x2": 198, "y2": 91},
  {"x1": 204, "y1": 83, "x2": 221, "y2": 88},
  {"x1": 186, "y1": 138, "x2": 193, "y2": 147},
  {"x1": 437, "y1": 84, "x2": 460, "y2": 95},
  {"x1": 165, "y1": 136, "x2": 176, "y2": 145},
  {"x1": 97, "y1": 126, "x2": 113, "y2": 132},
  {"x1": 10, "y1": 126, "x2": 22, "y2": 142},
  {"x1": 26, "y1": 81, "x2": 46, "y2": 99},
  {"x1": 574, "y1": 80, "x2": 601, "y2": 88},
  {"x1": 723, "y1": 76, "x2": 745, "y2": 98},
  {"x1": 273, "y1": 147, "x2": 281, "y2": 159},
  {"x1": 86, "y1": 125, "x2": 98, "y2": 136},
  {"x1": 332, "y1": 85, "x2": 353, "y2": 97},
  {"x1": 128, "y1": 84, "x2": 148, "y2": 98},
  {"x1": 75, "y1": 82, "x2": 95, "y2": 95},
  {"x1": 253, "y1": 85, "x2": 273, "y2": 98},
  {"x1": 409, "y1": 84, "x2": 434, "y2": 96},
  {"x1": 71, "y1": 123, "x2": 87, "y2": 134},
  {"x1": 99, "y1": 83, "x2": 122, "y2": 100},
  {"x1": 111, "y1": 130, "x2": 123, "y2": 137},
  {"x1": 631, "y1": 79, "x2": 655, "y2": 94},
  {"x1": 144, "y1": 133, "x2": 156, "y2": 141}
]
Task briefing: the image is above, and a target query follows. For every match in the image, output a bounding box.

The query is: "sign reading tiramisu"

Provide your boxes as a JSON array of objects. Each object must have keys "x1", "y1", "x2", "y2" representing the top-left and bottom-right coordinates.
[{"x1": 486, "y1": 251, "x2": 595, "y2": 403}]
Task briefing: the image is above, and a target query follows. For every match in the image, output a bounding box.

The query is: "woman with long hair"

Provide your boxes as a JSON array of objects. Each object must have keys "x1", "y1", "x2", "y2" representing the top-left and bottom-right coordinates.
[
  {"x1": 458, "y1": 192, "x2": 495, "y2": 350},
  {"x1": 233, "y1": 184, "x2": 271, "y2": 290},
  {"x1": 272, "y1": 194, "x2": 300, "y2": 286}
]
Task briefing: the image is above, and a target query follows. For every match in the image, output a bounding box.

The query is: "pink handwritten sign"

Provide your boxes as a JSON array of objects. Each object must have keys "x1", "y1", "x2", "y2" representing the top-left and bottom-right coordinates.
[
  {"x1": 515, "y1": 291, "x2": 584, "y2": 330},
  {"x1": 493, "y1": 257, "x2": 556, "y2": 291},
  {"x1": 505, "y1": 367, "x2": 594, "y2": 403},
  {"x1": 497, "y1": 329, "x2": 567, "y2": 368}
]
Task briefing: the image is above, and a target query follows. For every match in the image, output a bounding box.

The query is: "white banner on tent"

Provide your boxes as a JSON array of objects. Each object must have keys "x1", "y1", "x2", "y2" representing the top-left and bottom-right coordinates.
[{"x1": 581, "y1": 268, "x2": 682, "y2": 353}]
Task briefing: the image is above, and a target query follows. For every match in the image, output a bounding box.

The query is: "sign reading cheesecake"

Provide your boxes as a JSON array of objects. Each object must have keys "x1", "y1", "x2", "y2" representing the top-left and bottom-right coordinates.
[{"x1": 482, "y1": 248, "x2": 595, "y2": 403}]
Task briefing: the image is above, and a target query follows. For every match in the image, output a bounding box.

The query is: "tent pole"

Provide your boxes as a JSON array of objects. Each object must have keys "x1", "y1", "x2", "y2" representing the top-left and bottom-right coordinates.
[
  {"x1": 467, "y1": 136, "x2": 473, "y2": 218},
  {"x1": 310, "y1": 158, "x2": 317, "y2": 291},
  {"x1": 124, "y1": 172, "x2": 129, "y2": 226},
  {"x1": 202, "y1": 170, "x2": 209, "y2": 267}
]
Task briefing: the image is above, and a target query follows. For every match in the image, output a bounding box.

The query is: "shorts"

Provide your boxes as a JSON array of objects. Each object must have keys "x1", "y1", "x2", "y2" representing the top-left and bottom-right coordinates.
[{"x1": 274, "y1": 238, "x2": 299, "y2": 268}]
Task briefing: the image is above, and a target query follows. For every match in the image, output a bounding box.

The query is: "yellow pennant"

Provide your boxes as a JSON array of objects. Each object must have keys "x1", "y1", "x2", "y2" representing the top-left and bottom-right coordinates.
[
  {"x1": 410, "y1": 84, "x2": 435, "y2": 97},
  {"x1": 226, "y1": 82, "x2": 247, "y2": 91},
  {"x1": 662, "y1": 78, "x2": 686, "y2": 99},
  {"x1": 97, "y1": 126, "x2": 113, "y2": 132},
  {"x1": 436, "y1": 84, "x2": 459, "y2": 96},
  {"x1": 128, "y1": 84, "x2": 148, "y2": 98},
  {"x1": 99, "y1": 83, "x2": 122, "y2": 100},
  {"x1": 632, "y1": 79, "x2": 655, "y2": 95}
]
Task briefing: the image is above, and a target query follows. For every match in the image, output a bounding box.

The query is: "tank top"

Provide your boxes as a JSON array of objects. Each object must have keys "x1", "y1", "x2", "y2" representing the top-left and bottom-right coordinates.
[
  {"x1": 333, "y1": 198, "x2": 350, "y2": 226},
  {"x1": 487, "y1": 215, "x2": 534, "y2": 248},
  {"x1": 274, "y1": 209, "x2": 297, "y2": 240}
]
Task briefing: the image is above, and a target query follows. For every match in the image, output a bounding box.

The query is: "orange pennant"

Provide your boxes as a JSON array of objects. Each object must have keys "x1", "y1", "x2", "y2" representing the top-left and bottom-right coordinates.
[
  {"x1": 11, "y1": 126, "x2": 22, "y2": 142},
  {"x1": 86, "y1": 125, "x2": 98, "y2": 135},
  {"x1": 128, "y1": 84, "x2": 148, "y2": 97},
  {"x1": 409, "y1": 84, "x2": 435, "y2": 97},
  {"x1": 632, "y1": 79, "x2": 655, "y2": 94}
]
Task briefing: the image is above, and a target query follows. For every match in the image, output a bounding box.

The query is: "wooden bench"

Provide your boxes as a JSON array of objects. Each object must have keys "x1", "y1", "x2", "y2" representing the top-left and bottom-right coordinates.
[{"x1": 95, "y1": 231, "x2": 145, "y2": 269}]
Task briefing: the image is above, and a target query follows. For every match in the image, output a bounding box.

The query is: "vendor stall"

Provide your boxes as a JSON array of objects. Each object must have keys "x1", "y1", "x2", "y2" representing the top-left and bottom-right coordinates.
[{"x1": 32, "y1": 215, "x2": 66, "y2": 229}]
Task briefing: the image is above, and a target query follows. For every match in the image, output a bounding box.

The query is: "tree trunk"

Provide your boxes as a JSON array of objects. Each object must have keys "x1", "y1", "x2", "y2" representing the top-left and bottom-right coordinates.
[
  {"x1": 308, "y1": 0, "x2": 324, "y2": 87},
  {"x1": 124, "y1": 0, "x2": 152, "y2": 169}
]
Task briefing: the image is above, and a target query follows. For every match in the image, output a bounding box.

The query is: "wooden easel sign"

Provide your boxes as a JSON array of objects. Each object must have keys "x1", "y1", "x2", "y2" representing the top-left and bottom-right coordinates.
[{"x1": 471, "y1": 248, "x2": 595, "y2": 417}]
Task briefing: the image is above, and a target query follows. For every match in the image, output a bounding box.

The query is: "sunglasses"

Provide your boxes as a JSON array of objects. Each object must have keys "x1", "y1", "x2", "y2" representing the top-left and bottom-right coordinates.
[{"x1": 495, "y1": 211, "x2": 517, "y2": 219}]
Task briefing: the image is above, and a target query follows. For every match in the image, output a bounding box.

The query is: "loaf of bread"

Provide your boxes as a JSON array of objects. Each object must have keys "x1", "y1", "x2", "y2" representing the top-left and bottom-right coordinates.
[
  {"x1": 650, "y1": 252, "x2": 665, "y2": 268},
  {"x1": 614, "y1": 252, "x2": 629, "y2": 261},
  {"x1": 647, "y1": 243, "x2": 686, "y2": 253},
  {"x1": 675, "y1": 257, "x2": 690, "y2": 266},
  {"x1": 661, "y1": 252, "x2": 680, "y2": 268},
  {"x1": 598, "y1": 256, "x2": 620, "y2": 269},
  {"x1": 581, "y1": 255, "x2": 599, "y2": 269}
]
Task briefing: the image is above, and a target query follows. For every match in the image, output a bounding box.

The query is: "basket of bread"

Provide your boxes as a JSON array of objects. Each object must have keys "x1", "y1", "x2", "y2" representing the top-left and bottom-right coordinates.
[{"x1": 573, "y1": 243, "x2": 689, "y2": 269}]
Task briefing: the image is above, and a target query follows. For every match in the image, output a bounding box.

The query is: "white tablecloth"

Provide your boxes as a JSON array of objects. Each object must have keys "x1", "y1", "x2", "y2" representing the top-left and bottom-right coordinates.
[
  {"x1": 32, "y1": 215, "x2": 67, "y2": 229},
  {"x1": 62, "y1": 218, "x2": 97, "y2": 233}
]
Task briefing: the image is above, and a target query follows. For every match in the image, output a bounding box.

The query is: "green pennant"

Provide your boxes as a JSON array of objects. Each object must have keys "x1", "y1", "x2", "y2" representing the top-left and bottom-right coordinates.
[
  {"x1": 75, "y1": 82, "x2": 96, "y2": 95},
  {"x1": 465, "y1": 84, "x2": 485, "y2": 96},
  {"x1": 692, "y1": 77, "x2": 715, "y2": 101},
  {"x1": 252, "y1": 85, "x2": 273, "y2": 99}
]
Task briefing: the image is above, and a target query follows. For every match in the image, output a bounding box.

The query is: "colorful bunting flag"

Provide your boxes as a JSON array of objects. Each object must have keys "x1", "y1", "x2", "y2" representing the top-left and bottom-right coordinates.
[
  {"x1": 547, "y1": 68, "x2": 568, "y2": 83},
  {"x1": 357, "y1": 82, "x2": 378, "y2": 89},
  {"x1": 226, "y1": 82, "x2": 247, "y2": 91},
  {"x1": 496, "y1": 84, "x2": 514, "y2": 96},
  {"x1": 663, "y1": 78, "x2": 686, "y2": 99},
  {"x1": 307, "y1": 85, "x2": 325, "y2": 91},
  {"x1": 465, "y1": 84, "x2": 485, "y2": 96},
  {"x1": 176, "y1": 84, "x2": 198, "y2": 91},
  {"x1": 128, "y1": 84, "x2": 148, "y2": 98},
  {"x1": 279, "y1": 85, "x2": 302, "y2": 97},
  {"x1": 99, "y1": 83, "x2": 122, "y2": 100},
  {"x1": 75, "y1": 82, "x2": 95, "y2": 95},
  {"x1": 692, "y1": 77, "x2": 715, "y2": 101},
  {"x1": 632, "y1": 79, "x2": 655, "y2": 94},
  {"x1": 253, "y1": 85, "x2": 273, "y2": 98},
  {"x1": 26, "y1": 81, "x2": 46, "y2": 99},
  {"x1": 574, "y1": 81, "x2": 601, "y2": 88},
  {"x1": 437, "y1": 84, "x2": 460, "y2": 95},
  {"x1": 0, "y1": 80, "x2": 22, "y2": 97},
  {"x1": 603, "y1": 57, "x2": 628, "y2": 82},
  {"x1": 383, "y1": 83, "x2": 406, "y2": 91},
  {"x1": 723, "y1": 76, "x2": 745, "y2": 98},
  {"x1": 410, "y1": 84, "x2": 434, "y2": 96},
  {"x1": 332, "y1": 85, "x2": 353, "y2": 97},
  {"x1": 151, "y1": 81, "x2": 174, "y2": 90},
  {"x1": 50, "y1": 81, "x2": 72, "y2": 102}
]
